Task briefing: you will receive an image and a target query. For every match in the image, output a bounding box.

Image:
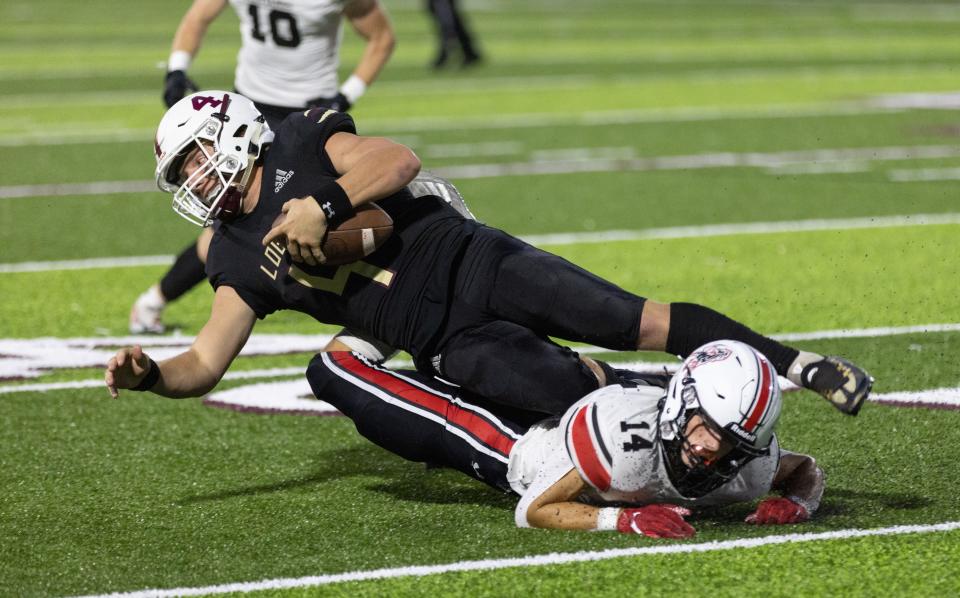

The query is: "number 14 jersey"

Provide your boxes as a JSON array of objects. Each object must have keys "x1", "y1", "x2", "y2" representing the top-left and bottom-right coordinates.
[{"x1": 509, "y1": 384, "x2": 781, "y2": 527}]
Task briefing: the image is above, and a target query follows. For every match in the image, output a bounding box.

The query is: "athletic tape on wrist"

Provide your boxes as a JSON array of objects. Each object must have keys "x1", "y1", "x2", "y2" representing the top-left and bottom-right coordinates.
[
  {"x1": 312, "y1": 181, "x2": 355, "y2": 227},
  {"x1": 167, "y1": 50, "x2": 192, "y2": 73},
  {"x1": 595, "y1": 507, "x2": 620, "y2": 531},
  {"x1": 131, "y1": 358, "x2": 160, "y2": 392},
  {"x1": 339, "y1": 74, "x2": 367, "y2": 105}
]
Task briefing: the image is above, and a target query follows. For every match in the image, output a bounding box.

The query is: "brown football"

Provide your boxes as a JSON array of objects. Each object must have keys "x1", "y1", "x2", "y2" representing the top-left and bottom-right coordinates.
[{"x1": 271, "y1": 203, "x2": 394, "y2": 266}]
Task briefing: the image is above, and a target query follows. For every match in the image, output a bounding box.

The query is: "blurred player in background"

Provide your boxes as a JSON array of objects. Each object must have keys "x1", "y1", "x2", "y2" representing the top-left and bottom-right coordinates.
[
  {"x1": 307, "y1": 340, "x2": 826, "y2": 535},
  {"x1": 130, "y1": 0, "x2": 395, "y2": 334},
  {"x1": 426, "y1": 0, "x2": 481, "y2": 69}
]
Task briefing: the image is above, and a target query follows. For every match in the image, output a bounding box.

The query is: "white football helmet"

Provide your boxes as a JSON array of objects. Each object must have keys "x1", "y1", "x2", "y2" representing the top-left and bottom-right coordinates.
[
  {"x1": 659, "y1": 340, "x2": 782, "y2": 497},
  {"x1": 154, "y1": 91, "x2": 274, "y2": 226}
]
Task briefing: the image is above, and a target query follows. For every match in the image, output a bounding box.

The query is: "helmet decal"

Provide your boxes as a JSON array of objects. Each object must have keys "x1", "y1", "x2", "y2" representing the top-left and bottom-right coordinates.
[
  {"x1": 687, "y1": 344, "x2": 733, "y2": 370},
  {"x1": 659, "y1": 340, "x2": 783, "y2": 498},
  {"x1": 154, "y1": 90, "x2": 272, "y2": 227}
]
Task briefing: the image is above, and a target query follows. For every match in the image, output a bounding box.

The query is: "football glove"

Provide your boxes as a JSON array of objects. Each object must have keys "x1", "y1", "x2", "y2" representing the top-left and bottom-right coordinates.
[
  {"x1": 616, "y1": 504, "x2": 695, "y2": 539},
  {"x1": 308, "y1": 92, "x2": 352, "y2": 113},
  {"x1": 745, "y1": 496, "x2": 810, "y2": 525},
  {"x1": 163, "y1": 70, "x2": 199, "y2": 108}
]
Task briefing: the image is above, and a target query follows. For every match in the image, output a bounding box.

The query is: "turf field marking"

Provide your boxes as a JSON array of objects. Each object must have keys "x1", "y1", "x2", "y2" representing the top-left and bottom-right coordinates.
[
  {"x1": 73, "y1": 521, "x2": 960, "y2": 597},
  {"x1": 433, "y1": 144, "x2": 960, "y2": 180},
  {"x1": 888, "y1": 167, "x2": 960, "y2": 182},
  {"x1": 7, "y1": 143, "x2": 954, "y2": 200},
  {"x1": 0, "y1": 334, "x2": 335, "y2": 382},
  {"x1": 521, "y1": 213, "x2": 960, "y2": 246},
  {"x1": 0, "y1": 180, "x2": 155, "y2": 199},
  {"x1": 3, "y1": 213, "x2": 959, "y2": 274},
  {"x1": 0, "y1": 100, "x2": 918, "y2": 148},
  {"x1": 4, "y1": 90, "x2": 958, "y2": 148}
]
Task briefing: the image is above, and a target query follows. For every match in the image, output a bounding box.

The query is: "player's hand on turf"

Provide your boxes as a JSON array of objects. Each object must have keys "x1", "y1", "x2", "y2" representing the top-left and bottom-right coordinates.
[
  {"x1": 617, "y1": 504, "x2": 695, "y2": 539},
  {"x1": 745, "y1": 497, "x2": 810, "y2": 525},
  {"x1": 104, "y1": 345, "x2": 152, "y2": 399},
  {"x1": 163, "y1": 70, "x2": 198, "y2": 108},
  {"x1": 262, "y1": 198, "x2": 329, "y2": 266},
  {"x1": 307, "y1": 92, "x2": 352, "y2": 113}
]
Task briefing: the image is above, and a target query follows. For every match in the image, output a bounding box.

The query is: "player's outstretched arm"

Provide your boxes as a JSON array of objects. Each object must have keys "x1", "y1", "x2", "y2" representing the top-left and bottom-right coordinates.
[
  {"x1": 745, "y1": 451, "x2": 824, "y2": 525},
  {"x1": 522, "y1": 468, "x2": 599, "y2": 531},
  {"x1": 104, "y1": 286, "x2": 256, "y2": 399},
  {"x1": 520, "y1": 469, "x2": 695, "y2": 537}
]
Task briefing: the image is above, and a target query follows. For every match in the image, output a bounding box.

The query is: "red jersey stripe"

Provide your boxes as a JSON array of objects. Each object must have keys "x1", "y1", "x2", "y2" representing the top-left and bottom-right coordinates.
[
  {"x1": 570, "y1": 405, "x2": 611, "y2": 492},
  {"x1": 331, "y1": 352, "x2": 516, "y2": 458}
]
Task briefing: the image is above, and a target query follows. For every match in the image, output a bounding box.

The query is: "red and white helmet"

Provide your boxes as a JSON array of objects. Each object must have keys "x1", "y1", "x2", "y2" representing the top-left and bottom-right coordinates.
[
  {"x1": 154, "y1": 91, "x2": 273, "y2": 226},
  {"x1": 659, "y1": 340, "x2": 782, "y2": 497}
]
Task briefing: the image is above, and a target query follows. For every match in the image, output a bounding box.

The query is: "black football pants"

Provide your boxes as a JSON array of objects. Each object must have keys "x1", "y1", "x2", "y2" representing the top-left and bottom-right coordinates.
[
  {"x1": 307, "y1": 351, "x2": 538, "y2": 491},
  {"x1": 427, "y1": 226, "x2": 647, "y2": 416}
]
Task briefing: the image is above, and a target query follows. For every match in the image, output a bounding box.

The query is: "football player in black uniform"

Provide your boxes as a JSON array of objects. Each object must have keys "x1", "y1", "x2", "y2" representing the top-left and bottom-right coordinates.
[{"x1": 106, "y1": 91, "x2": 873, "y2": 418}]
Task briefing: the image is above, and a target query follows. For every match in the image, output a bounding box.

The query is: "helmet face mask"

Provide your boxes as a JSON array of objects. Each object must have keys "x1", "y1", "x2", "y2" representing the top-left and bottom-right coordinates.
[
  {"x1": 659, "y1": 340, "x2": 782, "y2": 498},
  {"x1": 154, "y1": 91, "x2": 273, "y2": 227}
]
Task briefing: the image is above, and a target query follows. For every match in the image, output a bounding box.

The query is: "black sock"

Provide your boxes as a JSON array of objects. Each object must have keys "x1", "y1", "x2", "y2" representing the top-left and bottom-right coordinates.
[
  {"x1": 159, "y1": 242, "x2": 206, "y2": 302},
  {"x1": 665, "y1": 302, "x2": 799, "y2": 376}
]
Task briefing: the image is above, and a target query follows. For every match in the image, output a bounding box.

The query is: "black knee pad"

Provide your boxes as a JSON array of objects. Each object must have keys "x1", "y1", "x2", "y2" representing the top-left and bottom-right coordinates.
[{"x1": 439, "y1": 321, "x2": 599, "y2": 415}]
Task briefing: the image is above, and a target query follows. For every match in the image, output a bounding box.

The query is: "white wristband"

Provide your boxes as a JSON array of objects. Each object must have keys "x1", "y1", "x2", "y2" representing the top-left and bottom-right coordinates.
[
  {"x1": 339, "y1": 74, "x2": 367, "y2": 105},
  {"x1": 595, "y1": 507, "x2": 620, "y2": 531},
  {"x1": 167, "y1": 50, "x2": 192, "y2": 73}
]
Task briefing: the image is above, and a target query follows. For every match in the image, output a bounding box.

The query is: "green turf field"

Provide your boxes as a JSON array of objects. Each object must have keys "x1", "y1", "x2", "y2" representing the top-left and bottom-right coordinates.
[{"x1": 2, "y1": 0, "x2": 959, "y2": 596}]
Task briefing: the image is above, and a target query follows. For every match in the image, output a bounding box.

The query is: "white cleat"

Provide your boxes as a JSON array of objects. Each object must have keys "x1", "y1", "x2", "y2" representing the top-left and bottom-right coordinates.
[{"x1": 129, "y1": 287, "x2": 167, "y2": 334}]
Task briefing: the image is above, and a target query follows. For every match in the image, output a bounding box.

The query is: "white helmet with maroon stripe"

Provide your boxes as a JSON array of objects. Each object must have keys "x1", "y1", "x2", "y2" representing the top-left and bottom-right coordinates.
[
  {"x1": 659, "y1": 340, "x2": 782, "y2": 497},
  {"x1": 154, "y1": 90, "x2": 273, "y2": 226}
]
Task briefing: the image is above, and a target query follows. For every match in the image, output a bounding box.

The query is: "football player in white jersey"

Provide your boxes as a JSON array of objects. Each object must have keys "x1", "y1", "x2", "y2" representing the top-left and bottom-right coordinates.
[
  {"x1": 130, "y1": 0, "x2": 394, "y2": 335},
  {"x1": 307, "y1": 340, "x2": 825, "y2": 537}
]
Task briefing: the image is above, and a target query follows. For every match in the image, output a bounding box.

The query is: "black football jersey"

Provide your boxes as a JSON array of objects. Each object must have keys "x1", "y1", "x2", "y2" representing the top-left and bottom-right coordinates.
[{"x1": 205, "y1": 108, "x2": 477, "y2": 360}]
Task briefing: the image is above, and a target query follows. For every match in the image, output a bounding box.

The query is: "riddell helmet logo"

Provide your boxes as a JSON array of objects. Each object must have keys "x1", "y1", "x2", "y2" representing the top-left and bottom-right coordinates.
[
  {"x1": 154, "y1": 138, "x2": 162, "y2": 159},
  {"x1": 687, "y1": 345, "x2": 733, "y2": 370},
  {"x1": 726, "y1": 422, "x2": 757, "y2": 444}
]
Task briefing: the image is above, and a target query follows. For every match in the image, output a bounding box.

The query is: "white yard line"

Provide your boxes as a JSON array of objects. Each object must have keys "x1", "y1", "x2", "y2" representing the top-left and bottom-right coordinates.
[
  {"x1": 4, "y1": 90, "x2": 960, "y2": 148},
  {"x1": 771, "y1": 322, "x2": 960, "y2": 341},
  {"x1": 0, "y1": 180, "x2": 155, "y2": 199},
  {"x1": 7, "y1": 143, "x2": 954, "y2": 200},
  {"x1": 520, "y1": 213, "x2": 960, "y2": 246},
  {"x1": 888, "y1": 167, "x2": 960, "y2": 182},
  {"x1": 2, "y1": 323, "x2": 957, "y2": 395},
  {"x1": 0, "y1": 255, "x2": 175, "y2": 273},
  {"x1": 0, "y1": 101, "x2": 915, "y2": 148},
  {"x1": 432, "y1": 144, "x2": 960, "y2": 180},
  {"x1": 3, "y1": 213, "x2": 958, "y2": 274},
  {"x1": 74, "y1": 521, "x2": 960, "y2": 597}
]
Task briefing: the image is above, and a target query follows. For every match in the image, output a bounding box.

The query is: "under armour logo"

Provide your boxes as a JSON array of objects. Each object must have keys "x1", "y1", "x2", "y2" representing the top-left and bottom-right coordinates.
[{"x1": 321, "y1": 201, "x2": 335, "y2": 218}]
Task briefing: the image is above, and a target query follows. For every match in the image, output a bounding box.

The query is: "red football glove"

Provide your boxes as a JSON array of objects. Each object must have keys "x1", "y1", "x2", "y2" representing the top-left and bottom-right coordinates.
[
  {"x1": 617, "y1": 504, "x2": 695, "y2": 539},
  {"x1": 745, "y1": 497, "x2": 810, "y2": 525}
]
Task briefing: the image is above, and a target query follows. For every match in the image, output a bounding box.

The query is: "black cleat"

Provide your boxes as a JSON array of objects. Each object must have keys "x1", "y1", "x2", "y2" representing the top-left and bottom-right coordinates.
[{"x1": 800, "y1": 356, "x2": 874, "y2": 416}]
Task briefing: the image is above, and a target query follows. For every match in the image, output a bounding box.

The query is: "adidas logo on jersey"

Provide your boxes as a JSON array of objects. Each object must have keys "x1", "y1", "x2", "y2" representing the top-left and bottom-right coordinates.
[{"x1": 274, "y1": 169, "x2": 295, "y2": 193}]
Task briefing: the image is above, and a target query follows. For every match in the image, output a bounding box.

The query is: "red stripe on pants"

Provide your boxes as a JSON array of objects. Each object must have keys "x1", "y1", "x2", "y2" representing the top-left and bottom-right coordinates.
[{"x1": 332, "y1": 352, "x2": 516, "y2": 458}]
